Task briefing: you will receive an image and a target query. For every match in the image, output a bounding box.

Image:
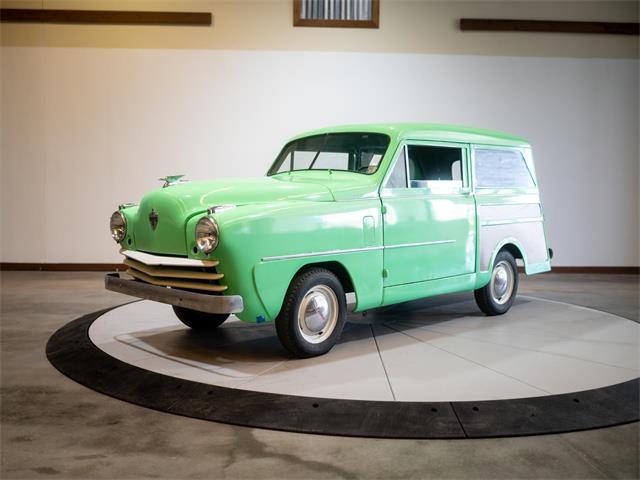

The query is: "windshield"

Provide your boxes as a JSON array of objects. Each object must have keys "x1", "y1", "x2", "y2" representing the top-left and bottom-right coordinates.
[{"x1": 268, "y1": 132, "x2": 390, "y2": 176}]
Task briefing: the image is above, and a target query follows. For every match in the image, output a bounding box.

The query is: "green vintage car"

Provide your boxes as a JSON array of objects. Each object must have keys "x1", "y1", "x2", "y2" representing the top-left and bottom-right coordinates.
[{"x1": 106, "y1": 124, "x2": 552, "y2": 357}]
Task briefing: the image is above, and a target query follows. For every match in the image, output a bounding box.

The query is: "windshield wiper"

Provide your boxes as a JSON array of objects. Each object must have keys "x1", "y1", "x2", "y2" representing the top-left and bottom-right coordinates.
[{"x1": 307, "y1": 134, "x2": 329, "y2": 170}]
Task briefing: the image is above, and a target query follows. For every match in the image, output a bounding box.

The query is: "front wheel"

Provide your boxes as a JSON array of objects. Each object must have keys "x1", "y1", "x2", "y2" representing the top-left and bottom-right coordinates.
[
  {"x1": 474, "y1": 251, "x2": 518, "y2": 316},
  {"x1": 276, "y1": 268, "x2": 347, "y2": 358},
  {"x1": 172, "y1": 306, "x2": 229, "y2": 331}
]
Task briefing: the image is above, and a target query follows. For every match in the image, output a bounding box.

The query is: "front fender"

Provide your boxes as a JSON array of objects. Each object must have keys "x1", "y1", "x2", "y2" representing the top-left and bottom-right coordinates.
[
  {"x1": 253, "y1": 249, "x2": 383, "y2": 320},
  {"x1": 119, "y1": 205, "x2": 139, "y2": 250},
  {"x1": 200, "y1": 200, "x2": 383, "y2": 323}
]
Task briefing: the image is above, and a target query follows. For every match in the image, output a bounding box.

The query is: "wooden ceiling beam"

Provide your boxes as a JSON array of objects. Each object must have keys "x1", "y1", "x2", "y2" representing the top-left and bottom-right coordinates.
[
  {"x1": 0, "y1": 8, "x2": 212, "y2": 26},
  {"x1": 460, "y1": 19, "x2": 639, "y2": 36}
]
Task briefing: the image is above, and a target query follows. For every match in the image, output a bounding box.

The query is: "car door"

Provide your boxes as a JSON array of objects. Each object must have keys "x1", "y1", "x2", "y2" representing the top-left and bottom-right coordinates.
[{"x1": 380, "y1": 141, "x2": 476, "y2": 287}]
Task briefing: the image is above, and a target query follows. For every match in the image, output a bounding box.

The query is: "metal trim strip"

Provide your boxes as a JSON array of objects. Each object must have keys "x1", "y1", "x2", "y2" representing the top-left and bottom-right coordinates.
[
  {"x1": 261, "y1": 240, "x2": 456, "y2": 262},
  {"x1": 480, "y1": 217, "x2": 544, "y2": 227},
  {"x1": 125, "y1": 269, "x2": 227, "y2": 292},
  {"x1": 123, "y1": 258, "x2": 223, "y2": 281},
  {"x1": 120, "y1": 249, "x2": 218, "y2": 268},
  {"x1": 262, "y1": 246, "x2": 384, "y2": 262},
  {"x1": 384, "y1": 240, "x2": 456, "y2": 250}
]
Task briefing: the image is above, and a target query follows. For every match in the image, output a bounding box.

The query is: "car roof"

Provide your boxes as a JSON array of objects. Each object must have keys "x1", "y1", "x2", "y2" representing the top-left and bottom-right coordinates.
[{"x1": 290, "y1": 123, "x2": 530, "y2": 147}]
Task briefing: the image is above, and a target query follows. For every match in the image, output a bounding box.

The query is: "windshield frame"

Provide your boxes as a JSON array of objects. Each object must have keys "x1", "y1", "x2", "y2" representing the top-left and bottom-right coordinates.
[{"x1": 267, "y1": 132, "x2": 391, "y2": 177}]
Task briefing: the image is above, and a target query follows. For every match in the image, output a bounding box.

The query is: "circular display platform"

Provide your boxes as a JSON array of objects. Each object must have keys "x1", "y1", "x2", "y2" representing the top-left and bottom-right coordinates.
[{"x1": 47, "y1": 295, "x2": 639, "y2": 438}]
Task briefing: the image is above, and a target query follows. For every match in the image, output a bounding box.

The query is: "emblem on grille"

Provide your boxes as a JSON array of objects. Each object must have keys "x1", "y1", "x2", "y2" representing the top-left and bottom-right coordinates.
[{"x1": 149, "y1": 209, "x2": 159, "y2": 231}]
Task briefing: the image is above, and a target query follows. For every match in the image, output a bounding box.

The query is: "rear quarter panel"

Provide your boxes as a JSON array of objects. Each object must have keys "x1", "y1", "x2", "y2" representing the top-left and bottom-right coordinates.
[{"x1": 472, "y1": 146, "x2": 551, "y2": 277}]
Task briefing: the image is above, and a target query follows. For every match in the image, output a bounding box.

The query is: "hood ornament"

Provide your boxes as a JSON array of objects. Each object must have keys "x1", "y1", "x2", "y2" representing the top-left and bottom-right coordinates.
[
  {"x1": 149, "y1": 209, "x2": 159, "y2": 231},
  {"x1": 159, "y1": 175, "x2": 188, "y2": 188}
]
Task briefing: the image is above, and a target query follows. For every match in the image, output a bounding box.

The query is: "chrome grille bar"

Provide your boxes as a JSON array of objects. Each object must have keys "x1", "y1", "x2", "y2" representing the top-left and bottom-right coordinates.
[
  {"x1": 123, "y1": 258, "x2": 223, "y2": 281},
  {"x1": 126, "y1": 268, "x2": 227, "y2": 293},
  {"x1": 119, "y1": 249, "x2": 226, "y2": 293}
]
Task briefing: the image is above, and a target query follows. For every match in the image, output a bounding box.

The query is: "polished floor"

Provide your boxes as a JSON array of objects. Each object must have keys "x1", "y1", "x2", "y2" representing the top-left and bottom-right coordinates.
[
  {"x1": 90, "y1": 297, "x2": 640, "y2": 402},
  {"x1": 1, "y1": 272, "x2": 639, "y2": 479}
]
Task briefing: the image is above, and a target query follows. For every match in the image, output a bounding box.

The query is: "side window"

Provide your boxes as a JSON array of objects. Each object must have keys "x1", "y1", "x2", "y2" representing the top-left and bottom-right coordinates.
[
  {"x1": 406, "y1": 145, "x2": 464, "y2": 189},
  {"x1": 385, "y1": 147, "x2": 407, "y2": 188},
  {"x1": 475, "y1": 149, "x2": 535, "y2": 188}
]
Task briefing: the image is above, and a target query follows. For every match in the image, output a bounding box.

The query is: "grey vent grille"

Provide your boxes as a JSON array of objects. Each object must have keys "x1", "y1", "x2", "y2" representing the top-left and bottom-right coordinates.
[{"x1": 300, "y1": 0, "x2": 372, "y2": 21}]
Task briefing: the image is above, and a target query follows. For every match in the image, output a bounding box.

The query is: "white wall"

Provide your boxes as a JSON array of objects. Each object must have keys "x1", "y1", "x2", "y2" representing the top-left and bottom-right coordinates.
[
  {"x1": 1, "y1": 47, "x2": 638, "y2": 266},
  {"x1": 2, "y1": 1, "x2": 637, "y2": 58}
]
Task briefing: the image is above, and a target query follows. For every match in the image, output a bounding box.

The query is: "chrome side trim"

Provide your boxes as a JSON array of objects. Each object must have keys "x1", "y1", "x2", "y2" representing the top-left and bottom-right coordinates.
[
  {"x1": 262, "y1": 246, "x2": 384, "y2": 262},
  {"x1": 261, "y1": 240, "x2": 456, "y2": 262},
  {"x1": 481, "y1": 217, "x2": 543, "y2": 227},
  {"x1": 477, "y1": 202, "x2": 536, "y2": 207},
  {"x1": 105, "y1": 273, "x2": 243, "y2": 314},
  {"x1": 384, "y1": 240, "x2": 456, "y2": 249}
]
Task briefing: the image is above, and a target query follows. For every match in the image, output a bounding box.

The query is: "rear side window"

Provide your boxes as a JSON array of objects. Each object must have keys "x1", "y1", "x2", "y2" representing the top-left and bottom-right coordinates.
[{"x1": 474, "y1": 148, "x2": 535, "y2": 188}]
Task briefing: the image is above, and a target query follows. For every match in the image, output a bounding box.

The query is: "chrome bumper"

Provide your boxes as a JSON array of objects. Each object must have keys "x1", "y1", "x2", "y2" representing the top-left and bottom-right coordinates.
[{"x1": 105, "y1": 273, "x2": 244, "y2": 314}]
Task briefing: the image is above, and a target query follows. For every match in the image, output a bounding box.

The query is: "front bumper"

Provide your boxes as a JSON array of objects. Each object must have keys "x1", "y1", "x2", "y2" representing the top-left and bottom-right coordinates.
[{"x1": 105, "y1": 273, "x2": 244, "y2": 314}]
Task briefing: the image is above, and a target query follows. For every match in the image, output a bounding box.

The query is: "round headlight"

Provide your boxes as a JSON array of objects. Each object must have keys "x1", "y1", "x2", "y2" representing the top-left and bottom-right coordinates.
[
  {"x1": 110, "y1": 211, "x2": 127, "y2": 243},
  {"x1": 195, "y1": 217, "x2": 219, "y2": 254}
]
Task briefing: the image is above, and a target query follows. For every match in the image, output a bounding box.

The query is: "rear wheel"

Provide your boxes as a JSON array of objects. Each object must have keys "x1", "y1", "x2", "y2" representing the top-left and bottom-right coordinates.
[
  {"x1": 172, "y1": 306, "x2": 229, "y2": 331},
  {"x1": 474, "y1": 251, "x2": 518, "y2": 316},
  {"x1": 276, "y1": 268, "x2": 346, "y2": 358}
]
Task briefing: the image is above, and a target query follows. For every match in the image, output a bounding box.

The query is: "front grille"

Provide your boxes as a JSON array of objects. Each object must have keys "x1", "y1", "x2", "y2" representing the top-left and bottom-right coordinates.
[{"x1": 121, "y1": 250, "x2": 227, "y2": 293}]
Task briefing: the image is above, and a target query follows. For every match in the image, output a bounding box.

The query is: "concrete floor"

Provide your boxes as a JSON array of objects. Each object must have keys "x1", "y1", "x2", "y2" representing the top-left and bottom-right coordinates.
[{"x1": 1, "y1": 272, "x2": 638, "y2": 479}]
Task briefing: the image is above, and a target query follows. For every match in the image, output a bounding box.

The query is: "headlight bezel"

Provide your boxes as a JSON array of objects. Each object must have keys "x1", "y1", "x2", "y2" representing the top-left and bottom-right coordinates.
[
  {"x1": 195, "y1": 216, "x2": 219, "y2": 254},
  {"x1": 110, "y1": 210, "x2": 127, "y2": 243}
]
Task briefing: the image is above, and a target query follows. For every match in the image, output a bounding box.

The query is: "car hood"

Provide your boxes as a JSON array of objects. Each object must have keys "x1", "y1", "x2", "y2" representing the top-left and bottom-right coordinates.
[
  {"x1": 132, "y1": 175, "x2": 382, "y2": 255},
  {"x1": 141, "y1": 176, "x2": 334, "y2": 218},
  {"x1": 133, "y1": 177, "x2": 335, "y2": 255}
]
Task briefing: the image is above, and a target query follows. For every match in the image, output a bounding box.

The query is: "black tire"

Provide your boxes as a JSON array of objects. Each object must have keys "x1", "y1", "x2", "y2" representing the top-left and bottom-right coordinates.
[
  {"x1": 276, "y1": 268, "x2": 347, "y2": 358},
  {"x1": 474, "y1": 250, "x2": 519, "y2": 316},
  {"x1": 172, "y1": 306, "x2": 229, "y2": 331}
]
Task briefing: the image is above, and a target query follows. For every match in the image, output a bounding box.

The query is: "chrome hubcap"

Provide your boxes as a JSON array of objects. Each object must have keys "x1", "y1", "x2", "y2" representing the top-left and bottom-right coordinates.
[
  {"x1": 491, "y1": 260, "x2": 514, "y2": 305},
  {"x1": 297, "y1": 285, "x2": 338, "y2": 344}
]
